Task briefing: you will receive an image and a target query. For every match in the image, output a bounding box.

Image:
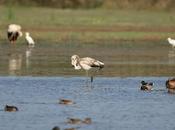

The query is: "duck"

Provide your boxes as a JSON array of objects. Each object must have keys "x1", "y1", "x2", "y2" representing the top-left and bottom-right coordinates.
[
  {"x1": 82, "y1": 118, "x2": 92, "y2": 124},
  {"x1": 4, "y1": 105, "x2": 18, "y2": 112},
  {"x1": 67, "y1": 117, "x2": 92, "y2": 125},
  {"x1": 64, "y1": 128, "x2": 77, "y2": 130},
  {"x1": 67, "y1": 118, "x2": 82, "y2": 124},
  {"x1": 166, "y1": 78, "x2": 175, "y2": 94},
  {"x1": 166, "y1": 78, "x2": 175, "y2": 89},
  {"x1": 140, "y1": 81, "x2": 153, "y2": 91},
  {"x1": 59, "y1": 99, "x2": 75, "y2": 105},
  {"x1": 52, "y1": 126, "x2": 60, "y2": 130}
]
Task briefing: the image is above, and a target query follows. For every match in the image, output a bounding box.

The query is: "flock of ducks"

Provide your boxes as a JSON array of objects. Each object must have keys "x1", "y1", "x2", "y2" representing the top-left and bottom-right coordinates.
[
  {"x1": 4, "y1": 98, "x2": 92, "y2": 130},
  {"x1": 4, "y1": 78, "x2": 175, "y2": 129},
  {"x1": 4, "y1": 78, "x2": 175, "y2": 112}
]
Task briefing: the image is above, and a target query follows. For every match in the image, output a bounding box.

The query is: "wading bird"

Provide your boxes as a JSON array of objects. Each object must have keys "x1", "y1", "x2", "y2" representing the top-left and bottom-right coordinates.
[
  {"x1": 7, "y1": 24, "x2": 22, "y2": 44},
  {"x1": 25, "y1": 32, "x2": 35, "y2": 46},
  {"x1": 71, "y1": 55, "x2": 104, "y2": 83},
  {"x1": 167, "y1": 37, "x2": 175, "y2": 48}
]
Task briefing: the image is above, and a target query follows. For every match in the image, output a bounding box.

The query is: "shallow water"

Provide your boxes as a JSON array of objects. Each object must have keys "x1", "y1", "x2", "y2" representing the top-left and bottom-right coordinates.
[
  {"x1": 0, "y1": 77, "x2": 174, "y2": 130},
  {"x1": 0, "y1": 41, "x2": 174, "y2": 76},
  {"x1": 0, "y1": 41, "x2": 174, "y2": 130}
]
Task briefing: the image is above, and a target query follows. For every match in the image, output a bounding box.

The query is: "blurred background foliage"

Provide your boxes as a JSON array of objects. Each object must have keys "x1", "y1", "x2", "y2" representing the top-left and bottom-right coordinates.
[{"x1": 1, "y1": 0, "x2": 175, "y2": 10}]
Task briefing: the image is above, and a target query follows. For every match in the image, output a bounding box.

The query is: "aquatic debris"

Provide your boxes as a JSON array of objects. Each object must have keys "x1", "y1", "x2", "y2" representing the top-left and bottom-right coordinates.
[
  {"x1": 140, "y1": 81, "x2": 153, "y2": 91},
  {"x1": 59, "y1": 99, "x2": 75, "y2": 105},
  {"x1": 52, "y1": 126, "x2": 60, "y2": 130},
  {"x1": 67, "y1": 117, "x2": 92, "y2": 125},
  {"x1": 4, "y1": 105, "x2": 18, "y2": 112}
]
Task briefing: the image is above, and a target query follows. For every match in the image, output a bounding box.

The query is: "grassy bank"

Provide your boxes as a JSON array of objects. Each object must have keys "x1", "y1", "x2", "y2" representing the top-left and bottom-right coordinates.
[{"x1": 0, "y1": 6, "x2": 175, "y2": 43}]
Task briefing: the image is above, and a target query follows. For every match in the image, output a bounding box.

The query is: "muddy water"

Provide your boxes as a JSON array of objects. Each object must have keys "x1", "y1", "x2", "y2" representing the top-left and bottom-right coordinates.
[{"x1": 0, "y1": 41, "x2": 174, "y2": 76}]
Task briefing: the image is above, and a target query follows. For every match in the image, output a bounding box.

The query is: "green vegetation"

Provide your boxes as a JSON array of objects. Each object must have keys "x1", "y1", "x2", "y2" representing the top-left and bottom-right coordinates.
[
  {"x1": 0, "y1": 5, "x2": 175, "y2": 43},
  {"x1": 1, "y1": 0, "x2": 175, "y2": 10}
]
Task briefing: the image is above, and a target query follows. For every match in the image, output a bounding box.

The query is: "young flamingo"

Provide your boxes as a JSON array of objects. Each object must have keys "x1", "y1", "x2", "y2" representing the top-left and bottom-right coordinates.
[{"x1": 71, "y1": 54, "x2": 104, "y2": 83}]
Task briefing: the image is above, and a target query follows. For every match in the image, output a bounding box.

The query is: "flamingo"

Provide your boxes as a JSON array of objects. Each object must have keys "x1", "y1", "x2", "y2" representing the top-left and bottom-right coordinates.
[{"x1": 71, "y1": 54, "x2": 104, "y2": 83}]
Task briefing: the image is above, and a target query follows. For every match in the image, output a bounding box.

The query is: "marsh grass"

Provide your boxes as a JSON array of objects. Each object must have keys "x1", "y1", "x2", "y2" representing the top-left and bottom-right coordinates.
[
  {"x1": 7, "y1": 7, "x2": 15, "y2": 20},
  {"x1": 0, "y1": 5, "x2": 175, "y2": 43}
]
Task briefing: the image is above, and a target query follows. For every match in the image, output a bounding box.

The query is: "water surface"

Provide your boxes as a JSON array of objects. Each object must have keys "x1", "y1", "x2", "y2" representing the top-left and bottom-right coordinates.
[
  {"x1": 0, "y1": 41, "x2": 174, "y2": 130},
  {"x1": 0, "y1": 77, "x2": 174, "y2": 130},
  {"x1": 0, "y1": 41, "x2": 174, "y2": 76}
]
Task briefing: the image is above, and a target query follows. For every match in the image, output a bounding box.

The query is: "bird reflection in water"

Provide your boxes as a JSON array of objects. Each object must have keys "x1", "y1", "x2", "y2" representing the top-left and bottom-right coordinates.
[
  {"x1": 8, "y1": 53, "x2": 22, "y2": 75},
  {"x1": 168, "y1": 49, "x2": 175, "y2": 64},
  {"x1": 26, "y1": 46, "x2": 34, "y2": 69}
]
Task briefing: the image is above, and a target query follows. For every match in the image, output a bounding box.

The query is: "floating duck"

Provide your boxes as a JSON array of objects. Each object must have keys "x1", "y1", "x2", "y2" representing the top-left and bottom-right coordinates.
[
  {"x1": 52, "y1": 126, "x2": 60, "y2": 130},
  {"x1": 166, "y1": 78, "x2": 175, "y2": 94},
  {"x1": 67, "y1": 118, "x2": 82, "y2": 124},
  {"x1": 166, "y1": 78, "x2": 175, "y2": 89},
  {"x1": 67, "y1": 117, "x2": 92, "y2": 125},
  {"x1": 140, "y1": 81, "x2": 153, "y2": 91},
  {"x1": 64, "y1": 128, "x2": 77, "y2": 130},
  {"x1": 4, "y1": 105, "x2": 18, "y2": 112},
  {"x1": 59, "y1": 99, "x2": 75, "y2": 105},
  {"x1": 82, "y1": 118, "x2": 92, "y2": 124}
]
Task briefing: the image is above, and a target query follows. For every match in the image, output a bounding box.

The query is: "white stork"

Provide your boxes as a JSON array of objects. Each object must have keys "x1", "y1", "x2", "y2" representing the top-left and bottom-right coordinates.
[{"x1": 7, "y1": 24, "x2": 22, "y2": 44}]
